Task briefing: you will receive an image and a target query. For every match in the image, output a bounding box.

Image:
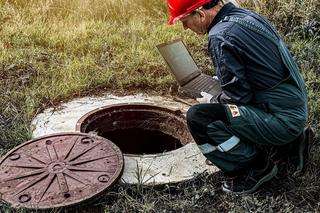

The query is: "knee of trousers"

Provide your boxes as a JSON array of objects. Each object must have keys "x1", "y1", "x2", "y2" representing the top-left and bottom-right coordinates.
[
  {"x1": 186, "y1": 104, "x2": 215, "y2": 138},
  {"x1": 186, "y1": 105, "x2": 203, "y2": 131},
  {"x1": 186, "y1": 105, "x2": 200, "y2": 123}
]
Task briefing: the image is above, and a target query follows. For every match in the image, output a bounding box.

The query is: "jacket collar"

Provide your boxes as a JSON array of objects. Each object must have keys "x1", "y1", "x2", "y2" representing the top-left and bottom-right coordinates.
[{"x1": 207, "y1": 2, "x2": 236, "y2": 33}]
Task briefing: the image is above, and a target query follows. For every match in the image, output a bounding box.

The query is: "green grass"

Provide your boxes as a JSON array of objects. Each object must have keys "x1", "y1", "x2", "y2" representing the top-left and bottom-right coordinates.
[
  {"x1": 0, "y1": 0, "x2": 319, "y2": 212},
  {"x1": 0, "y1": 0, "x2": 211, "y2": 147}
]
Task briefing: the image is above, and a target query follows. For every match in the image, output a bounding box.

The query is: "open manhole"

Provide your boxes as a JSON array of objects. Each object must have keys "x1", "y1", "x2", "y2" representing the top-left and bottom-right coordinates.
[
  {"x1": 76, "y1": 103, "x2": 192, "y2": 155},
  {"x1": 31, "y1": 96, "x2": 218, "y2": 185}
]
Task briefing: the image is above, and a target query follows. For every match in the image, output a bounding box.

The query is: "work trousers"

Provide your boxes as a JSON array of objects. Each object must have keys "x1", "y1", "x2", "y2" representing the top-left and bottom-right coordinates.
[{"x1": 186, "y1": 103, "x2": 303, "y2": 174}]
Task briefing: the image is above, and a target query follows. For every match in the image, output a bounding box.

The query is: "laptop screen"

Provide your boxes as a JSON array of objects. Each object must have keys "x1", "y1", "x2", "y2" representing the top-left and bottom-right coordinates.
[{"x1": 157, "y1": 40, "x2": 199, "y2": 83}]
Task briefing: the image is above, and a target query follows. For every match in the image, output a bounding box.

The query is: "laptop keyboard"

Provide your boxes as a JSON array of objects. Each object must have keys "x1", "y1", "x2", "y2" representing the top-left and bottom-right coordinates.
[{"x1": 188, "y1": 76, "x2": 218, "y2": 91}]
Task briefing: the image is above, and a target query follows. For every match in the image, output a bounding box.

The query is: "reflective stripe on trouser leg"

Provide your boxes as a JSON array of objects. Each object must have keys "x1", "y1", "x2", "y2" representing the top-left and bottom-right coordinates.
[
  {"x1": 202, "y1": 120, "x2": 257, "y2": 174},
  {"x1": 198, "y1": 136, "x2": 240, "y2": 154}
]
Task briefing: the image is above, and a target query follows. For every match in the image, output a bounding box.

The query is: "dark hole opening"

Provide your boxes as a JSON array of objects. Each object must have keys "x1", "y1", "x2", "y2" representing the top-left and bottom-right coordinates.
[
  {"x1": 77, "y1": 104, "x2": 193, "y2": 156},
  {"x1": 101, "y1": 128, "x2": 182, "y2": 155}
]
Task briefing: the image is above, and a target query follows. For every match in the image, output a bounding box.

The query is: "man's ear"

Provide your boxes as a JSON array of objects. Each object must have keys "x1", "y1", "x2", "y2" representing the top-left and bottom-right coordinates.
[{"x1": 198, "y1": 10, "x2": 206, "y2": 22}]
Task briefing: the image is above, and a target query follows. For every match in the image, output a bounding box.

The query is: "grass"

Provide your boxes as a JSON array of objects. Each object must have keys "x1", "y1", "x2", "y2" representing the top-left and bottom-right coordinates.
[{"x1": 0, "y1": 0, "x2": 319, "y2": 212}]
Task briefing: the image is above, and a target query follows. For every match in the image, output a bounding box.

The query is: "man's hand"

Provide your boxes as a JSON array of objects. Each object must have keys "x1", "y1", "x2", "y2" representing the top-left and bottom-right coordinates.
[{"x1": 196, "y1": 91, "x2": 213, "y2": 103}]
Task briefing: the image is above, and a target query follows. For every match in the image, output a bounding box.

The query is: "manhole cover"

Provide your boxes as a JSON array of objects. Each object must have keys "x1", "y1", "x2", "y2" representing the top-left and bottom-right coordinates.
[{"x1": 0, "y1": 132, "x2": 124, "y2": 210}]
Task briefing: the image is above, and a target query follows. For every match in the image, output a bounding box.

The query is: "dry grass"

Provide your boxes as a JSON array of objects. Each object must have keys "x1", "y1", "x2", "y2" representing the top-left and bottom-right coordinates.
[{"x1": 0, "y1": 0, "x2": 319, "y2": 212}]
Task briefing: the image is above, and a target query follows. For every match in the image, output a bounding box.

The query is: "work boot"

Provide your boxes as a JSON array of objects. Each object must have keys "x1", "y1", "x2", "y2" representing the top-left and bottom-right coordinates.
[
  {"x1": 289, "y1": 127, "x2": 314, "y2": 175},
  {"x1": 221, "y1": 158, "x2": 278, "y2": 194}
]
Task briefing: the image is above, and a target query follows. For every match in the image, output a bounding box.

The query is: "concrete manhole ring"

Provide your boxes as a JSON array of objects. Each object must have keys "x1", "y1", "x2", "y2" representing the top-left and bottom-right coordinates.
[
  {"x1": 0, "y1": 132, "x2": 123, "y2": 210},
  {"x1": 31, "y1": 94, "x2": 218, "y2": 185}
]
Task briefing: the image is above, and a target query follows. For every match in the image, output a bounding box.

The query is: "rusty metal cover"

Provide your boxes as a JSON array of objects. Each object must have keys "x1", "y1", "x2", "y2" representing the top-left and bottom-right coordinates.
[{"x1": 0, "y1": 132, "x2": 124, "y2": 210}]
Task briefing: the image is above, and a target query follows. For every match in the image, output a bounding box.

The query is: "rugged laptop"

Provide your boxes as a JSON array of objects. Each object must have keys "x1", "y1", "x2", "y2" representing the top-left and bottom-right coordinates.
[{"x1": 156, "y1": 39, "x2": 221, "y2": 98}]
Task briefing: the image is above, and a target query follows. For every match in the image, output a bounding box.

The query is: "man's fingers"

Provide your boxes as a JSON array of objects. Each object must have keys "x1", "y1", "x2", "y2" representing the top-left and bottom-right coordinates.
[
  {"x1": 200, "y1": 91, "x2": 206, "y2": 96},
  {"x1": 212, "y1": 76, "x2": 219, "y2": 80},
  {"x1": 196, "y1": 97, "x2": 205, "y2": 103}
]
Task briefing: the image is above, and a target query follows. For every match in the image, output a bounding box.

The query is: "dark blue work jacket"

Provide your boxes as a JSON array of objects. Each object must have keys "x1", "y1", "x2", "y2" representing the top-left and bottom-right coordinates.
[
  {"x1": 208, "y1": 3, "x2": 290, "y2": 104},
  {"x1": 206, "y1": 2, "x2": 308, "y2": 143}
]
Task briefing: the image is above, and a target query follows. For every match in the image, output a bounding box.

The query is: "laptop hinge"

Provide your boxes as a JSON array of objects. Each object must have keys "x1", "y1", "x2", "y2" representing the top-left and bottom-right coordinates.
[{"x1": 180, "y1": 70, "x2": 201, "y2": 86}]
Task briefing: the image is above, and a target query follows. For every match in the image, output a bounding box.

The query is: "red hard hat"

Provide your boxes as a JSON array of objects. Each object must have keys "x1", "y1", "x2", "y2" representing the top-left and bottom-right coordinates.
[{"x1": 167, "y1": 0, "x2": 212, "y2": 25}]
